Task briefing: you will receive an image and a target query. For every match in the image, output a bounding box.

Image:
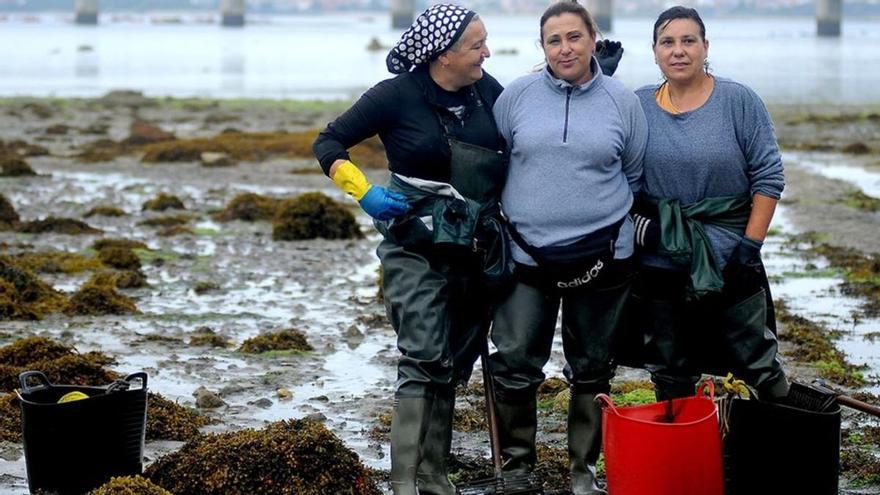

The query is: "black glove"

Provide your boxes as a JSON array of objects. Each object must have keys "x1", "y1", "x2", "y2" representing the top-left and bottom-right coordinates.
[
  {"x1": 730, "y1": 236, "x2": 763, "y2": 274},
  {"x1": 632, "y1": 213, "x2": 660, "y2": 250},
  {"x1": 595, "y1": 39, "x2": 623, "y2": 77},
  {"x1": 723, "y1": 236, "x2": 764, "y2": 299}
]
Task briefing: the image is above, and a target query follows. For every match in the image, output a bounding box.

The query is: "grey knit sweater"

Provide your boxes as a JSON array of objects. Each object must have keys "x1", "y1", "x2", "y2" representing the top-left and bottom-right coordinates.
[
  {"x1": 494, "y1": 58, "x2": 648, "y2": 265},
  {"x1": 635, "y1": 76, "x2": 785, "y2": 270}
]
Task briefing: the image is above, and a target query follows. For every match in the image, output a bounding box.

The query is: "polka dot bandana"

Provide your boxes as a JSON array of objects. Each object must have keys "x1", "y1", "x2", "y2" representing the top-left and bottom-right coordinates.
[{"x1": 386, "y1": 4, "x2": 476, "y2": 74}]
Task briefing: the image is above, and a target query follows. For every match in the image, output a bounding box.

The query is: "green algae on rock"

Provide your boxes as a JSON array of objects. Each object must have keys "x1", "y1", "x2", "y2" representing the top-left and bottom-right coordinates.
[
  {"x1": 144, "y1": 419, "x2": 382, "y2": 495},
  {"x1": 272, "y1": 192, "x2": 361, "y2": 241},
  {"x1": 89, "y1": 476, "x2": 173, "y2": 495},
  {"x1": 238, "y1": 328, "x2": 313, "y2": 354},
  {"x1": 91, "y1": 238, "x2": 149, "y2": 252}
]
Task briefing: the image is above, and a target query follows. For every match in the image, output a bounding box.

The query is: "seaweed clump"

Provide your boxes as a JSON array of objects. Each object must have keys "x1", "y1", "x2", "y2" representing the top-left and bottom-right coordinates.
[
  {"x1": 145, "y1": 392, "x2": 211, "y2": 442},
  {"x1": 144, "y1": 419, "x2": 382, "y2": 495},
  {"x1": 0, "y1": 336, "x2": 117, "y2": 394},
  {"x1": 776, "y1": 300, "x2": 866, "y2": 387},
  {"x1": 97, "y1": 246, "x2": 142, "y2": 271},
  {"x1": 89, "y1": 476, "x2": 173, "y2": 495},
  {"x1": 0, "y1": 256, "x2": 67, "y2": 320},
  {"x1": 12, "y1": 251, "x2": 102, "y2": 274},
  {"x1": 189, "y1": 327, "x2": 229, "y2": 348},
  {"x1": 811, "y1": 243, "x2": 880, "y2": 316},
  {"x1": 142, "y1": 193, "x2": 185, "y2": 212},
  {"x1": 85, "y1": 205, "x2": 127, "y2": 218},
  {"x1": 0, "y1": 393, "x2": 20, "y2": 442},
  {"x1": 837, "y1": 190, "x2": 880, "y2": 212},
  {"x1": 238, "y1": 328, "x2": 313, "y2": 354},
  {"x1": 214, "y1": 192, "x2": 281, "y2": 222},
  {"x1": 92, "y1": 238, "x2": 149, "y2": 251},
  {"x1": 17, "y1": 217, "x2": 102, "y2": 235},
  {"x1": 0, "y1": 194, "x2": 20, "y2": 229},
  {"x1": 88, "y1": 270, "x2": 147, "y2": 290},
  {"x1": 0, "y1": 154, "x2": 36, "y2": 176},
  {"x1": 138, "y1": 214, "x2": 192, "y2": 227},
  {"x1": 272, "y1": 192, "x2": 361, "y2": 241},
  {"x1": 63, "y1": 281, "x2": 139, "y2": 316}
]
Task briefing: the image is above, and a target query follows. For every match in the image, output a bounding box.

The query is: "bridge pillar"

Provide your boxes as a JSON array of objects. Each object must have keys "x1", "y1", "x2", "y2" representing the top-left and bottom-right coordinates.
[
  {"x1": 587, "y1": 0, "x2": 612, "y2": 33},
  {"x1": 391, "y1": 0, "x2": 415, "y2": 30},
  {"x1": 75, "y1": 0, "x2": 98, "y2": 25},
  {"x1": 816, "y1": 0, "x2": 841, "y2": 37},
  {"x1": 221, "y1": 0, "x2": 245, "y2": 27}
]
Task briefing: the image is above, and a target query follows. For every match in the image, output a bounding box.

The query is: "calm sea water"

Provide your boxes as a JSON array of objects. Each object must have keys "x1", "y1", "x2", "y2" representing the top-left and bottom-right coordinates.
[{"x1": 0, "y1": 12, "x2": 878, "y2": 103}]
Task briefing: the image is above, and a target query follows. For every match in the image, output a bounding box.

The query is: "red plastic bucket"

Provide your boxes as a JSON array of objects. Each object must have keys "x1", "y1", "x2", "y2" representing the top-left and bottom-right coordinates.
[{"x1": 598, "y1": 382, "x2": 724, "y2": 495}]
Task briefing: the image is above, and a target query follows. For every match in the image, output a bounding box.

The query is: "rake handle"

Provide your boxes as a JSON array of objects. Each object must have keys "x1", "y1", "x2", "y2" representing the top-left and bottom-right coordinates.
[
  {"x1": 837, "y1": 395, "x2": 880, "y2": 417},
  {"x1": 480, "y1": 339, "x2": 504, "y2": 475}
]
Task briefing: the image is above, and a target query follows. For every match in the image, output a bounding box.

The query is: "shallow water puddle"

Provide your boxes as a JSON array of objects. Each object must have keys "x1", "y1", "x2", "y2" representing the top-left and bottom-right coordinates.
[
  {"x1": 767, "y1": 206, "x2": 880, "y2": 392},
  {"x1": 788, "y1": 152, "x2": 880, "y2": 197}
]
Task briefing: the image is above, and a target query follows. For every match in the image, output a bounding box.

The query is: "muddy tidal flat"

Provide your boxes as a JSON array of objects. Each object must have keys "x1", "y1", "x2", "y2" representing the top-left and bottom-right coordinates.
[{"x1": 0, "y1": 94, "x2": 879, "y2": 494}]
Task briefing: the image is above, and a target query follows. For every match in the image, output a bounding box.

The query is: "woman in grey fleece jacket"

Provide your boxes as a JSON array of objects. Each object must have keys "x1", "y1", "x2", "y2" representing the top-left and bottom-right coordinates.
[
  {"x1": 628, "y1": 6, "x2": 790, "y2": 403},
  {"x1": 486, "y1": 2, "x2": 647, "y2": 494}
]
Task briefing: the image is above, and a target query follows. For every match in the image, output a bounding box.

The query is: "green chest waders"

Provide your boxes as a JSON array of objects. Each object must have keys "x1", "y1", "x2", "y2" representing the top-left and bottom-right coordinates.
[{"x1": 384, "y1": 129, "x2": 507, "y2": 495}]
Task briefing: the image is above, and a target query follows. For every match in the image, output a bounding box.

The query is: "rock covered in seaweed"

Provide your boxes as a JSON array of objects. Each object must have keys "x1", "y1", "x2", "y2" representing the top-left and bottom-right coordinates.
[
  {"x1": 144, "y1": 419, "x2": 381, "y2": 495},
  {"x1": 272, "y1": 192, "x2": 361, "y2": 241}
]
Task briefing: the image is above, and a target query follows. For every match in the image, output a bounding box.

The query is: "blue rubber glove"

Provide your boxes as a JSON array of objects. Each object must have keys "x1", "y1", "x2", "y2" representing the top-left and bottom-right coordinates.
[{"x1": 359, "y1": 185, "x2": 410, "y2": 221}]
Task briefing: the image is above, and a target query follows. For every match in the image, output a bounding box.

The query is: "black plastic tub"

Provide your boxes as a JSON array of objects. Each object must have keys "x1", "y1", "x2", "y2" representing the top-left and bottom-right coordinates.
[
  {"x1": 16, "y1": 371, "x2": 148, "y2": 495},
  {"x1": 723, "y1": 394, "x2": 840, "y2": 495}
]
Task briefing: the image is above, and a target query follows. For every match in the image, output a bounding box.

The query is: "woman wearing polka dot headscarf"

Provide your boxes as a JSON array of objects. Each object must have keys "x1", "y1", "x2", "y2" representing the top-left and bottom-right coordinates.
[
  {"x1": 313, "y1": 5, "x2": 624, "y2": 493},
  {"x1": 314, "y1": 5, "x2": 503, "y2": 495}
]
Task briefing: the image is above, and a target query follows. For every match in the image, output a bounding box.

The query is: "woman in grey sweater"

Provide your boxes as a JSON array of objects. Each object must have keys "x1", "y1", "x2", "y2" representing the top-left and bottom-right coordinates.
[
  {"x1": 488, "y1": 2, "x2": 646, "y2": 493},
  {"x1": 629, "y1": 6, "x2": 789, "y2": 402}
]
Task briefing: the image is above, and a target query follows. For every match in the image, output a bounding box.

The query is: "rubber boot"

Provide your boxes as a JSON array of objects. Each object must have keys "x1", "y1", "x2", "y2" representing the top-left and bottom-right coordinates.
[
  {"x1": 495, "y1": 396, "x2": 538, "y2": 475},
  {"x1": 417, "y1": 389, "x2": 456, "y2": 495},
  {"x1": 568, "y1": 393, "x2": 606, "y2": 495},
  {"x1": 720, "y1": 289, "x2": 790, "y2": 401},
  {"x1": 391, "y1": 396, "x2": 432, "y2": 495}
]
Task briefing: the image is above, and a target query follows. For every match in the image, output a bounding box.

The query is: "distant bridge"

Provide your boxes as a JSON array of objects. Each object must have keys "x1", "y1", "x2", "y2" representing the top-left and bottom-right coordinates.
[
  {"x1": 74, "y1": 0, "x2": 245, "y2": 26},
  {"x1": 74, "y1": 0, "x2": 846, "y2": 36}
]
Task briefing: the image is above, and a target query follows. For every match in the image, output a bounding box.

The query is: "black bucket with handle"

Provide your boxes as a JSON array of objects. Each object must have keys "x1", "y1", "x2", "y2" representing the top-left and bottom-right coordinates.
[{"x1": 16, "y1": 370, "x2": 148, "y2": 495}]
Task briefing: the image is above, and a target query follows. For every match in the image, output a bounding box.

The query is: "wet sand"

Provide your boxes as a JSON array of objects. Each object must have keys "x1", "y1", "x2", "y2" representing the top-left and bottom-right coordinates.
[{"x1": 0, "y1": 95, "x2": 878, "y2": 494}]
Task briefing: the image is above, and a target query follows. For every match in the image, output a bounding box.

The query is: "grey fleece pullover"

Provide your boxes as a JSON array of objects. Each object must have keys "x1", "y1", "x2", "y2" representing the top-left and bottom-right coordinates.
[
  {"x1": 635, "y1": 76, "x2": 785, "y2": 270},
  {"x1": 494, "y1": 58, "x2": 648, "y2": 265}
]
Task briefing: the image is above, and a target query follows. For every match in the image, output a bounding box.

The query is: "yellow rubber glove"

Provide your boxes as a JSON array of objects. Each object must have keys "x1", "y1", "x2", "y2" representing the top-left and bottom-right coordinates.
[
  {"x1": 331, "y1": 160, "x2": 410, "y2": 220},
  {"x1": 332, "y1": 160, "x2": 371, "y2": 200}
]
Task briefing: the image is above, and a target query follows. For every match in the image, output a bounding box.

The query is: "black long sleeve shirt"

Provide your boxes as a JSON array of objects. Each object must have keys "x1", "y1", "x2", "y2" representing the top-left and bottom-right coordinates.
[{"x1": 312, "y1": 66, "x2": 504, "y2": 182}]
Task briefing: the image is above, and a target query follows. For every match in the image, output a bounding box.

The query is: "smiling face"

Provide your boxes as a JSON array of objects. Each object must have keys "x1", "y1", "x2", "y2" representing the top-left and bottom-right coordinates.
[
  {"x1": 438, "y1": 18, "x2": 490, "y2": 88},
  {"x1": 653, "y1": 18, "x2": 709, "y2": 85},
  {"x1": 541, "y1": 12, "x2": 596, "y2": 86}
]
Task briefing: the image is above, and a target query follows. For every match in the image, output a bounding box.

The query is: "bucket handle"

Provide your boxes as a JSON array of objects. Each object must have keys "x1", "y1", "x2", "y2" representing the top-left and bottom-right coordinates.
[
  {"x1": 18, "y1": 370, "x2": 52, "y2": 393},
  {"x1": 697, "y1": 379, "x2": 715, "y2": 400},
  {"x1": 595, "y1": 393, "x2": 619, "y2": 416},
  {"x1": 123, "y1": 372, "x2": 148, "y2": 391}
]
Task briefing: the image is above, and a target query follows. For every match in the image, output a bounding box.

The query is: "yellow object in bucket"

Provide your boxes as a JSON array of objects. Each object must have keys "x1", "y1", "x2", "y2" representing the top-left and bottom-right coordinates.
[{"x1": 57, "y1": 391, "x2": 89, "y2": 403}]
